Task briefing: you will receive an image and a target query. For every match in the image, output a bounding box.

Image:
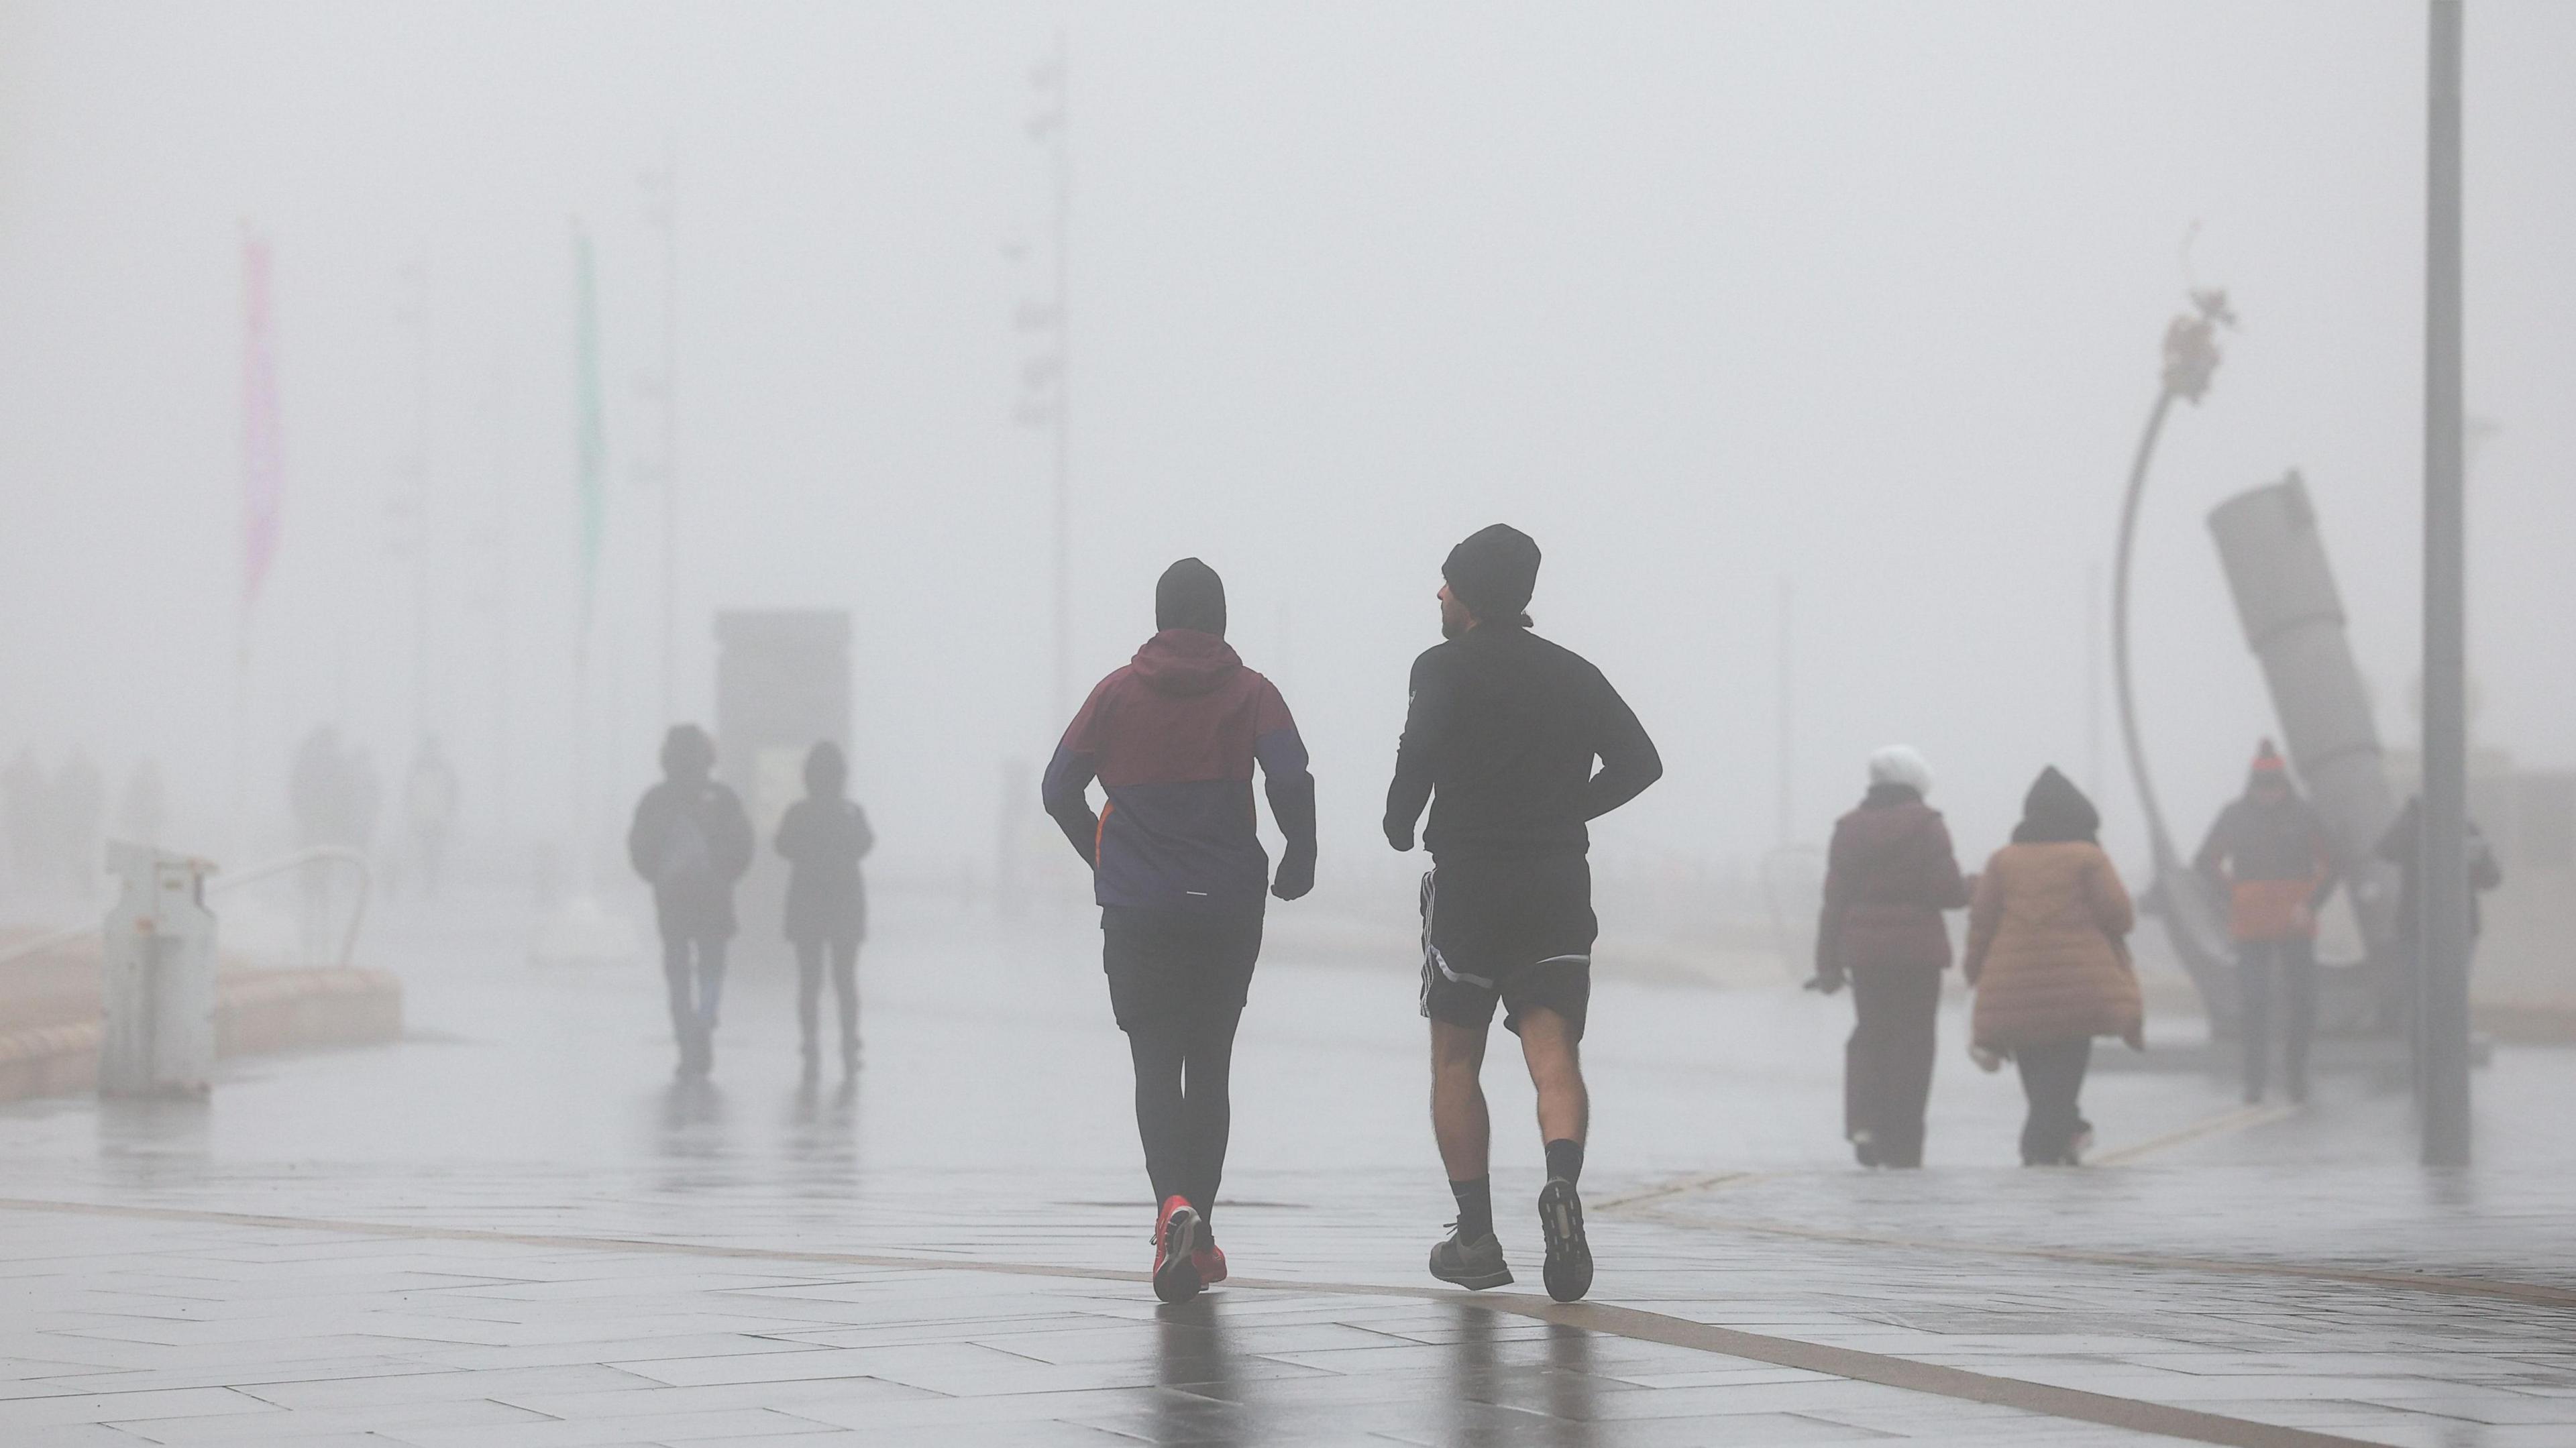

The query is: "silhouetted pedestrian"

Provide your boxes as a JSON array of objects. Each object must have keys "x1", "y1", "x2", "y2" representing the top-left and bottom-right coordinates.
[
  {"x1": 629, "y1": 725, "x2": 754, "y2": 1079},
  {"x1": 1388, "y1": 524, "x2": 1660, "y2": 1304},
  {"x1": 775, "y1": 740, "x2": 873, "y2": 1078},
  {"x1": 52, "y1": 750, "x2": 102, "y2": 897},
  {"x1": 2375, "y1": 793, "x2": 2504, "y2": 1036},
  {"x1": 1966, "y1": 767, "x2": 2142, "y2": 1166},
  {"x1": 1042, "y1": 558, "x2": 1316, "y2": 1303},
  {"x1": 406, "y1": 736, "x2": 460, "y2": 898},
  {"x1": 2194, "y1": 740, "x2": 2337, "y2": 1103},
  {"x1": 3, "y1": 749, "x2": 50, "y2": 897},
  {"x1": 1812, "y1": 746, "x2": 1968, "y2": 1168}
]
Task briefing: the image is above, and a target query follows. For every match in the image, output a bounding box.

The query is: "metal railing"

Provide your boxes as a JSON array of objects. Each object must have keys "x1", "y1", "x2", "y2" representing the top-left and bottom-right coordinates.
[{"x1": 0, "y1": 845, "x2": 372, "y2": 972}]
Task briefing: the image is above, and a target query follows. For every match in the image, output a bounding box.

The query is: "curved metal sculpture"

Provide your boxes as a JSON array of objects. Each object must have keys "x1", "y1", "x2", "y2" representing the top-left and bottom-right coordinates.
[{"x1": 2110, "y1": 291, "x2": 2239, "y2": 1013}]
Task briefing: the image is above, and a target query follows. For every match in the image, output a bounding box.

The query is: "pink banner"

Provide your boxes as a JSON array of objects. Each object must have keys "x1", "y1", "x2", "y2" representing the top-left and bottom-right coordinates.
[{"x1": 241, "y1": 233, "x2": 284, "y2": 606}]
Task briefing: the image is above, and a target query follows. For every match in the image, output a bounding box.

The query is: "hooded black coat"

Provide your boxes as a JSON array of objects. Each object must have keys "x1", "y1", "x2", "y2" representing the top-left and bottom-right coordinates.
[
  {"x1": 628, "y1": 775, "x2": 755, "y2": 940},
  {"x1": 776, "y1": 796, "x2": 874, "y2": 944}
]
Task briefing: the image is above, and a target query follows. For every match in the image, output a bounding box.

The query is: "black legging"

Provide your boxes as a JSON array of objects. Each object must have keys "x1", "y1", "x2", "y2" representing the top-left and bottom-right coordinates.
[
  {"x1": 1845, "y1": 964, "x2": 1942, "y2": 1166},
  {"x1": 2238, "y1": 937, "x2": 2317, "y2": 1099},
  {"x1": 2015, "y1": 1038, "x2": 2092, "y2": 1165},
  {"x1": 1127, "y1": 1005, "x2": 1245, "y2": 1229},
  {"x1": 794, "y1": 938, "x2": 858, "y2": 1054}
]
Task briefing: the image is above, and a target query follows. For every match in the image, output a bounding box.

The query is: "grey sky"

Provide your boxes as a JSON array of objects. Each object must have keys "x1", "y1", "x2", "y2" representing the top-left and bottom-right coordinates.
[{"x1": 1, "y1": 1, "x2": 2569, "y2": 876}]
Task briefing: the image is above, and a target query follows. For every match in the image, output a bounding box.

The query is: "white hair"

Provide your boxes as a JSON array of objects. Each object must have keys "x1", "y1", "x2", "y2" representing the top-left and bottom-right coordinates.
[{"x1": 1868, "y1": 745, "x2": 1933, "y2": 797}]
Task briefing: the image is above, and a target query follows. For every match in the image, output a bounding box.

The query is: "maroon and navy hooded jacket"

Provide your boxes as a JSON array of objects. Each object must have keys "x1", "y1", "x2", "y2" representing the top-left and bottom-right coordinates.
[{"x1": 1042, "y1": 629, "x2": 1316, "y2": 913}]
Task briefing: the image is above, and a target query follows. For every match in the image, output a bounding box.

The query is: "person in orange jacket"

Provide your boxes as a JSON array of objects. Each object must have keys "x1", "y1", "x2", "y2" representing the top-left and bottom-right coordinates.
[{"x1": 2193, "y1": 740, "x2": 2339, "y2": 1103}]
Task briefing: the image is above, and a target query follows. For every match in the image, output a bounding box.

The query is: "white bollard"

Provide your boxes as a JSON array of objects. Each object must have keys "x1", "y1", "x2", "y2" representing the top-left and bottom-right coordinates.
[{"x1": 98, "y1": 842, "x2": 219, "y2": 1097}]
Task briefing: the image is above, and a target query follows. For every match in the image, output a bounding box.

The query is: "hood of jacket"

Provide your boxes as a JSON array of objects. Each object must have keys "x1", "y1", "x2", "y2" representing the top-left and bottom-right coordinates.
[{"x1": 1130, "y1": 628, "x2": 1242, "y2": 698}]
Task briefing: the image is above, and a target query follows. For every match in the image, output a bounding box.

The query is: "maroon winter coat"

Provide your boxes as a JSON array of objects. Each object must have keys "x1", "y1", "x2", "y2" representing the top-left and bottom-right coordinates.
[{"x1": 1817, "y1": 785, "x2": 1971, "y2": 977}]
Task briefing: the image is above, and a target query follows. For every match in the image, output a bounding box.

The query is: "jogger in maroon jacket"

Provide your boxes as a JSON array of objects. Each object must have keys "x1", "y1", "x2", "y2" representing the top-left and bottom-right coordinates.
[{"x1": 1042, "y1": 559, "x2": 1316, "y2": 1302}]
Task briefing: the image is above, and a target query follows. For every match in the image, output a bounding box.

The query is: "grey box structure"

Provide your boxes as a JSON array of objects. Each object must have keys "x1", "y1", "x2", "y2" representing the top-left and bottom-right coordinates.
[{"x1": 713, "y1": 610, "x2": 852, "y2": 963}]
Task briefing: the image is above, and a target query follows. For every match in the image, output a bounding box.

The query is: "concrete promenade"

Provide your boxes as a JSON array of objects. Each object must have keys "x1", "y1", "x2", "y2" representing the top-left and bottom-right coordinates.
[{"x1": 4, "y1": 891, "x2": 2573, "y2": 1447}]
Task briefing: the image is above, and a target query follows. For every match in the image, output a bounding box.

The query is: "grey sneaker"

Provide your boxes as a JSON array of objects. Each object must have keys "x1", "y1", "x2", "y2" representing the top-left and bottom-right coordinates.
[
  {"x1": 1538, "y1": 1178, "x2": 1593, "y2": 1302},
  {"x1": 1429, "y1": 1225, "x2": 1513, "y2": 1290}
]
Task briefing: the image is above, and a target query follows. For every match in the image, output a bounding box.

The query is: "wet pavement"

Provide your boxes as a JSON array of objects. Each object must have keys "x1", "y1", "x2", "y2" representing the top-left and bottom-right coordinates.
[{"x1": 4, "y1": 888, "x2": 2574, "y2": 1447}]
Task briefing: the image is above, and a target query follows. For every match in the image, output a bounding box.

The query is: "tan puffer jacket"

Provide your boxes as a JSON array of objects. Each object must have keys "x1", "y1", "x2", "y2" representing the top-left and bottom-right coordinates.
[{"x1": 1965, "y1": 840, "x2": 2143, "y2": 1051}]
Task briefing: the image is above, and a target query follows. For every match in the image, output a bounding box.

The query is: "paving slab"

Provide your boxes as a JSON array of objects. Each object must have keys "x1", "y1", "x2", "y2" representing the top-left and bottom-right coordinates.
[{"x1": 5, "y1": 893, "x2": 2574, "y2": 1447}]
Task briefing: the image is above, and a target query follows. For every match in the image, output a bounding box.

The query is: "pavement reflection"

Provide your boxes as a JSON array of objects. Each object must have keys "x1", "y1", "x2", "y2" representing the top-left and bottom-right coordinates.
[{"x1": 1152, "y1": 1295, "x2": 1244, "y2": 1443}]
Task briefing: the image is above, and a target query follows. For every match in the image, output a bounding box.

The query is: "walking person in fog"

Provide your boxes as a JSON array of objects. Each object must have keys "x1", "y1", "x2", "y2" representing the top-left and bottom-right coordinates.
[
  {"x1": 1964, "y1": 767, "x2": 2142, "y2": 1166},
  {"x1": 1811, "y1": 746, "x2": 1969, "y2": 1168},
  {"x1": 1042, "y1": 558, "x2": 1316, "y2": 1304},
  {"x1": 775, "y1": 740, "x2": 873, "y2": 1079},
  {"x1": 1388, "y1": 524, "x2": 1661, "y2": 1303},
  {"x1": 629, "y1": 724, "x2": 754, "y2": 1080},
  {"x1": 2194, "y1": 740, "x2": 2337, "y2": 1103}
]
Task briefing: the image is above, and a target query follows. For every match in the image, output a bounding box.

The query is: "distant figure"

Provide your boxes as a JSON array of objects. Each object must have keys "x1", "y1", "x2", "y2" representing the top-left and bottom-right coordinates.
[
  {"x1": 628, "y1": 724, "x2": 754, "y2": 1079},
  {"x1": 775, "y1": 740, "x2": 874, "y2": 1078},
  {"x1": 1386, "y1": 524, "x2": 1660, "y2": 1304},
  {"x1": 1812, "y1": 746, "x2": 1969, "y2": 1168},
  {"x1": 52, "y1": 750, "x2": 104, "y2": 898},
  {"x1": 345, "y1": 747, "x2": 382, "y2": 856},
  {"x1": 406, "y1": 736, "x2": 462, "y2": 897},
  {"x1": 291, "y1": 727, "x2": 351, "y2": 961},
  {"x1": 3, "y1": 749, "x2": 49, "y2": 897},
  {"x1": 1043, "y1": 557, "x2": 1317, "y2": 1304},
  {"x1": 2194, "y1": 740, "x2": 2338, "y2": 1104},
  {"x1": 2374, "y1": 794, "x2": 2504, "y2": 1022},
  {"x1": 1966, "y1": 768, "x2": 2142, "y2": 1166},
  {"x1": 118, "y1": 757, "x2": 166, "y2": 846},
  {"x1": 291, "y1": 727, "x2": 346, "y2": 850}
]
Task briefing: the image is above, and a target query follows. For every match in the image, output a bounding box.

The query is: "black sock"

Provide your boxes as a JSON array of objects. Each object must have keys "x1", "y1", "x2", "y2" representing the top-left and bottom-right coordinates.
[
  {"x1": 1545, "y1": 1138, "x2": 1585, "y2": 1186},
  {"x1": 1450, "y1": 1176, "x2": 1493, "y2": 1240}
]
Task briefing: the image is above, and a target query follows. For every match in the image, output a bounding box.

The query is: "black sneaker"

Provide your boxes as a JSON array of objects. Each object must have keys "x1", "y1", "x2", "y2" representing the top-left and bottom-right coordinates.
[
  {"x1": 1428, "y1": 1224, "x2": 1513, "y2": 1290},
  {"x1": 1538, "y1": 1178, "x2": 1592, "y2": 1302}
]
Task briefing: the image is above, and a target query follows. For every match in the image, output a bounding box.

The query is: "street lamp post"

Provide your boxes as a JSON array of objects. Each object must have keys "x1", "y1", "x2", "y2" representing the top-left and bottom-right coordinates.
[
  {"x1": 2418, "y1": 0, "x2": 2473, "y2": 1167},
  {"x1": 1018, "y1": 34, "x2": 1071, "y2": 724}
]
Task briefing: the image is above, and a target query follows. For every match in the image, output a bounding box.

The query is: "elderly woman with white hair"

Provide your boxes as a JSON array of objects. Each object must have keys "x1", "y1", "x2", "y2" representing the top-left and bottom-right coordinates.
[{"x1": 1811, "y1": 746, "x2": 1970, "y2": 1166}]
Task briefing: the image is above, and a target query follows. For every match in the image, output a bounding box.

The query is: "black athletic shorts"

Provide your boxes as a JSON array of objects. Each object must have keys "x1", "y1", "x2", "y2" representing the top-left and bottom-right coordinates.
[
  {"x1": 1418, "y1": 855, "x2": 1595, "y2": 1041},
  {"x1": 1102, "y1": 905, "x2": 1263, "y2": 1034}
]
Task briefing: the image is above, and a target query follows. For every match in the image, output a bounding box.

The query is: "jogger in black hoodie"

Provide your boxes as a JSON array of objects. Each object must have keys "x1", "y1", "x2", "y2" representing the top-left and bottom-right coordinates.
[{"x1": 1386, "y1": 524, "x2": 1660, "y2": 1302}]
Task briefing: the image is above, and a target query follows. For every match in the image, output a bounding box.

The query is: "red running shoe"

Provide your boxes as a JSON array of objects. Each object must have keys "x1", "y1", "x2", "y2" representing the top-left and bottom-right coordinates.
[
  {"x1": 1191, "y1": 1237, "x2": 1228, "y2": 1286},
  {"x1": 1150, "y1": 1195, "x2": 1203, "y2": 1303}
]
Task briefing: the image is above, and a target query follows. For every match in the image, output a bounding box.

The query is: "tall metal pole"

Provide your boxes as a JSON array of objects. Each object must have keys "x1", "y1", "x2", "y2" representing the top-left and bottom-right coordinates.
[
  {"x1": 2418, "y1": 0, "x2": 2472, "y2": 1167},
  {"x1": 2086, "y1": 561, "x2": 2105, "y2": 798},
  {"x1": 649, "y1": 140, "x2": 679, "y2": 727},
  {"x1": 1774, "y1": 577, "x2": 1792, "y2": 848},
  {"x1": 1049, "y1": 30, "x2": 1073, "y2": 725},
  {"x1": 2112, "y1": 388, "x2": 2182, "y2": 875},
  {"x1": 402, "y1": 258, "x2": 433, "y2": 748}
]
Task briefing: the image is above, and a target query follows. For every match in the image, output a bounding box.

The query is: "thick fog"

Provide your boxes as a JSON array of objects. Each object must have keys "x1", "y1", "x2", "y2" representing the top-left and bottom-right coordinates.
[{"x1": 3, "y1": 0, "x2": 2571, "y2": 889}]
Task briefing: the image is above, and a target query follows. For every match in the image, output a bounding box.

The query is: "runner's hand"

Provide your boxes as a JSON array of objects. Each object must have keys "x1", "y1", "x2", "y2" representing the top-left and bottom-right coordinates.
[{"x1": 1272, "y1": 852, "x2": 1315, "y2": 901}]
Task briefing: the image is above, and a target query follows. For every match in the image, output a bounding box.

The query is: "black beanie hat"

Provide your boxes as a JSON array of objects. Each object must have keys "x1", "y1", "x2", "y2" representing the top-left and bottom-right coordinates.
[
  {"x1": 1155, "y1": 557, "x2": 1226, "y2": 636},
  {"x1": 1443, "y1": 524, "x2": 1541, "y2": 624},
  {"x1": 2012, "y1": 765, "x2": 2101, "y2": 844}
]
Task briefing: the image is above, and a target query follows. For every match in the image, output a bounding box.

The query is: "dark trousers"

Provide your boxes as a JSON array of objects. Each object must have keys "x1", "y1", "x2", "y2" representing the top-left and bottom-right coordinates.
[
  {"x1": 1103, "y1": 905, "x2": 1262, "y2": 1227},
  {"x1": 2238, "y1": 937, "x2": 2318, "y2": 1100},
  {"x1": 661, "y1": 934, "x2": 727, "y2": 1051},
  {"x1": 2015, "y1": 1038, "x2": 2092, "y2": 1165},
  {"x1": 1844, "y1": 964, "x2": 1941, "y2": 1166},
  {"x1": 794, "y1": 938, "x2": 859, "y2": 1056}
]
